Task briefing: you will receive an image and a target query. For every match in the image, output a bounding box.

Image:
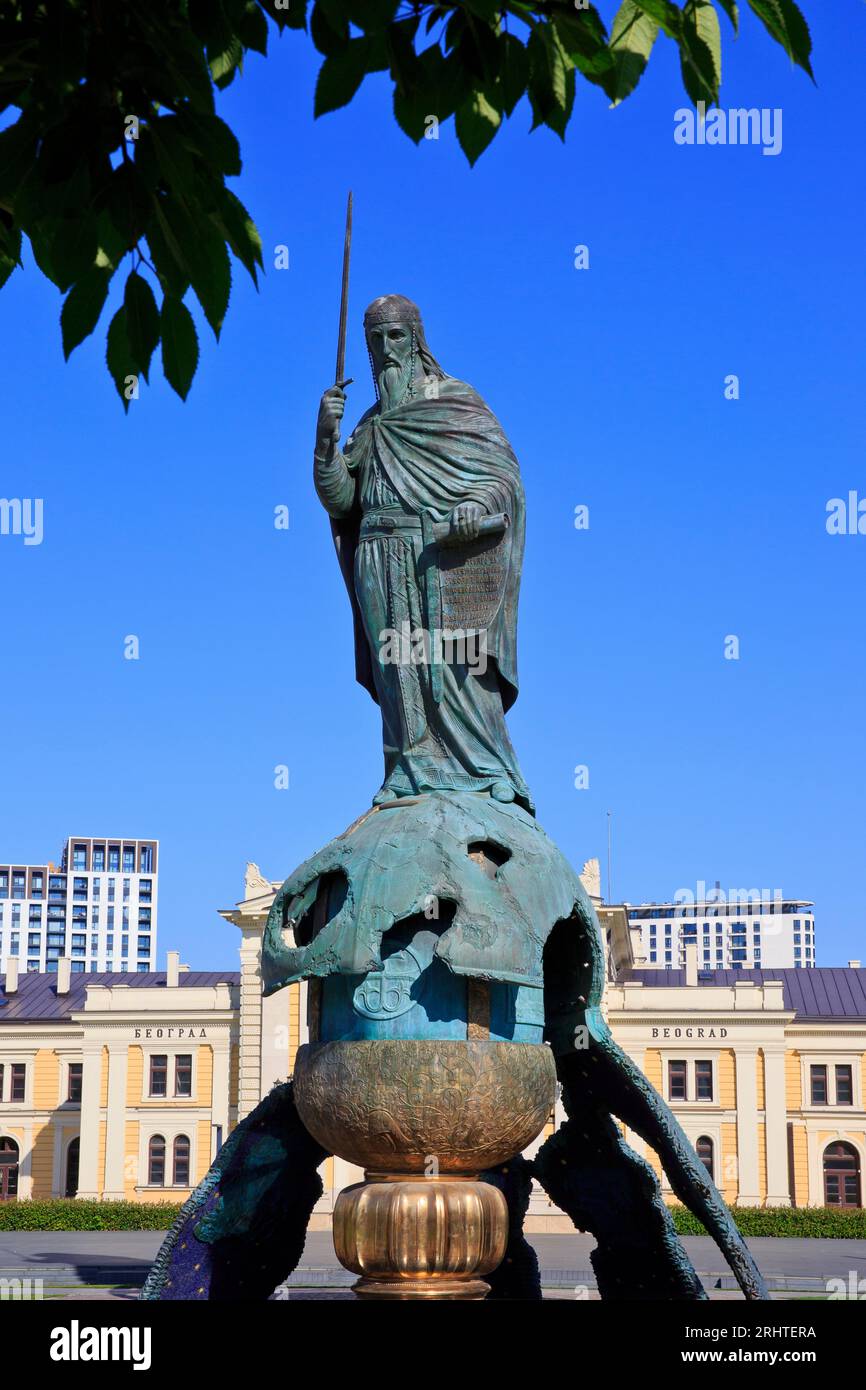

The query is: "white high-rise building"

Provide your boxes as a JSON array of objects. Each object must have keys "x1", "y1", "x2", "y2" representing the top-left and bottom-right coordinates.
[
  {"x1": 0, "y1": 836, "x2": 158, "y2": 975},
  {"x1": 626, "y1": 895, "x2": 816, "y2": 971}
]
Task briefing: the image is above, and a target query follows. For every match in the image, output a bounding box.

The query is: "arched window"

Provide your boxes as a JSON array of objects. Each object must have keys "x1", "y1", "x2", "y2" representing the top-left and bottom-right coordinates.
[
  {"x1": 0, "y1": 1137, "x2": 19, "y2": 1201},
  {"x1": 823, "y1": 1141, "x2": 862, "y2": 1208},
  {"x1": 65, "y1": 1137, "x2": 80, "y2": 1198},
  {"x1": 148, "y1": 1134, "x2": 166, "y2": 1186},
  {"x1": 173, "y1": 1134, "x2": 190, "y2": 1187},
  {"x1": 696, "y1": 1136, "x2": 714, "y2": 1179}
]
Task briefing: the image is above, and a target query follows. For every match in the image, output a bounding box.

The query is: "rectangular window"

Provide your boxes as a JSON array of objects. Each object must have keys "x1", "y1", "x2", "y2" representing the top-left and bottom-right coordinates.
[
  {"x1": 149, "y1": 1055, "x2": 168, "y2": 1098},
  {"x1": 148, "y1": 1136, "x2": 165, "y2": 1186},
  {"x1": 173, "y1": 1136, "x2": 190, "y2": 1186},
  {"x1": 12, "y1": 873, "x2": 25, "y2": 899},
  {"x1": 140, "y1": 845, "x2": 154, "y2": 873},
  {"x1": 108, "y1": 846, "x2": 120, "y2": 872},
  {"x1": 695, "y1": 1061, "x2": 713, "y2": 1101},
  {"x1": 835, "y1": 1065, "x2": 853, "y2": 1106},
  {"x1": 668, "y1": 1061, "x2": 687, "y2": 1101},
  {"x1": 122, "y1": 849, "x2": 135, "y2": 873},
  {"x1": 810, "y1": 1064, "x2": 828, "y2": 1105},
  {"x1": 10, "y1": 1064, "x2": 26, "y2": 1102},
  {"x1": 175, "y1": 1055, "x2": 192, "y2": 1098},
  {"x1": 72, "y1": 845, "x2": 87, "y2": 870},
  {"x1": 92, "y1": 847, "x2": 105, "y2": 871},
  {"x1": 68, "y1": 1063, "x2": 83, "y2": 1102}
]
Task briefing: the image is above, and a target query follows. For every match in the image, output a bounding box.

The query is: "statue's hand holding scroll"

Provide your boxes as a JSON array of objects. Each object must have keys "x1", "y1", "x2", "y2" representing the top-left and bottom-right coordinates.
[{"x1": 449, "y1": 502, "x2": 484, "y2": 543}]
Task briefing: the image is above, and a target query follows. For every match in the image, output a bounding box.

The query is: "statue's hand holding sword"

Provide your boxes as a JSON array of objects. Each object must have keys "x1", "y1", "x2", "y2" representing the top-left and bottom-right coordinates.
[
  {"x1": 315, "y1": 193, "x2": 507, "y2": 549},
  {"x1": 316, "y1": 191, "x2": 354, "y2": 458}
]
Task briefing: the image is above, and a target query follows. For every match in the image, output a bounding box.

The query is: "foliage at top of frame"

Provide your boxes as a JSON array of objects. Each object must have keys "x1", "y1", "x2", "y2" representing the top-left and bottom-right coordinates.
[{"x1": 0, "y1": 2, "x2": 813, "y2": 405}]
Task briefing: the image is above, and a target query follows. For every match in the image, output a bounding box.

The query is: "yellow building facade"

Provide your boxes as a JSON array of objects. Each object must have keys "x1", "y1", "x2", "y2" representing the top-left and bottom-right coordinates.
[
  {"x1": 0, "y1": 953, "x2": 238, "y2": 1203},
  {"x1": 1, "y1": 871, "x2": 863, "y2": 1218}
]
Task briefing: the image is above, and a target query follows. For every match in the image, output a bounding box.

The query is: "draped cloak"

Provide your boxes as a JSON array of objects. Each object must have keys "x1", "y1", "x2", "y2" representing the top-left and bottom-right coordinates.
[
  {"x1": 331, "y1": 377, "x2": 525, "y2": 713},
  {"x1": 322, "y1": 376, "x2": 530, "y2": 807}
]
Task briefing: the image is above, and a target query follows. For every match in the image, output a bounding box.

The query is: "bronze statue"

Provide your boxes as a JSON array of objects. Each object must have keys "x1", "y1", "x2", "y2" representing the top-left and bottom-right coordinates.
[
  {"x1": 143, "y1": 269, "x2": 770, "y2": 1304},
  {"x1": 314, "y1": 293, "x2": 531, "y2": 811}
]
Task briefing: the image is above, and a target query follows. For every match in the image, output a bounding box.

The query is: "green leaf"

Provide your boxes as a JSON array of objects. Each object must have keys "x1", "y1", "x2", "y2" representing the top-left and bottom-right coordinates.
[
  {"x1": 124, "y1": 270, "x2": 161, "y2": 381},
  {"x1": 216, "y1": 188, "x2": 264, "y2": 282},
  {"x1": 342, "y1": 0, "x2": 399, "y2": 24},
  {"x1": 101, "y1": 163, "x2": 151, "y2": 250},
  {"x1": 498, "y1": 32, "x2": 528, "y2": 117},
  {"x1": 239, "y1": 2, "x2": 270, "y2": 54},
  {"x1": 633, "y1": 0, "x2": 684, "y2": 38},
  {"x1": 209, "y1": 33, "x2": 244, "y2": 87},
  {"x1": 158, "y1": 196, "x2": 231, "y2": 338},
  {"x1": 146, "y1": 199, "x2": 191, "y2": 298},
  {"x1": 161, "y1": 296, "x2": 200, "y2": 400},
  {"x1": 0, "y1": 219, "x2": 22, "y2": 290},
  {"x1": 717, "y1": 0, "x2": 739, "y2": 31},
  {"x1": 679, "y1": 0, "x2": 722, "y2": 106},
  {"x1": 747, "y1": 0, "x2": 813, "y2": 78},
  {"x1": 454, "y1": 87, "x2": 502, "y2": 165},
  {"x1": 105, "y1": 307, "x2": 138, "y2": 412},
  {"x1": 61, "y1": 266, "x2": 111, "y2": 359},
  {"x1": 609, "y1": 0, "x2": 660, "y2": 106},
  {"x1": 461, "y1": 0, "x2": 501, "y2": 18},
  {"x1": 175, "y1": 111, "x2": 242, "y2": 176},
  {"x1": 0, "y1": 118, "x2": 39, "y2": 204},
  {"x1": 310, "y1": 2, "x2": 349, "y2": 55},
  {"x1": 50, "y1": 212, "x2": 99, "y2": 294},
  {"x1": 554, "y1": 6, "x2": 617, "y2": 92},
  {"x1": 314, "y1": 39, "x2": 371, "y2": 115},
  {"x1": 148, "y1": 118, "x2": 198, "y2": 202},
  {"x1": 392, "y1": 45, "x2": 460, "y2": 141},
  {"x1": 527, "y1": 25, "x2": 573, "y2": 139}
]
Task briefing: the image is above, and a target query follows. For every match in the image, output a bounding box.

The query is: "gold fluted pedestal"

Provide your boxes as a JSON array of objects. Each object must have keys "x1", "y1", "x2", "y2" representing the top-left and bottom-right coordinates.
[
  {"x1": 293, "y1": 1038, "x2": 556, "y2": 1302},
  {"x1": 334, "y1": 1174, "x2": 508, "y2": 1300}
]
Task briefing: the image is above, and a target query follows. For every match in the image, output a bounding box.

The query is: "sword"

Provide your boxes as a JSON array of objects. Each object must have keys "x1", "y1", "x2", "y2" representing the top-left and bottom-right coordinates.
[{"x1": 334, "y1": 191, "x2": 353, "y2": 390}]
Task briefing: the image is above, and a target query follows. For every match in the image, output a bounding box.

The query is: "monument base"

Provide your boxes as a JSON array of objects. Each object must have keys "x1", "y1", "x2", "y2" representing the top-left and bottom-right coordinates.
[{"x1": 333, "y1": 1176, "x2": 508, "y2": 1302}]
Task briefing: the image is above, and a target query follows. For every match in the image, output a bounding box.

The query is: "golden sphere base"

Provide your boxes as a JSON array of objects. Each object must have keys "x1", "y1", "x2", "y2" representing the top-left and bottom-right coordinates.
[{"x1": 334, "y1": 1176, "x2": 508, "y2": 1302}]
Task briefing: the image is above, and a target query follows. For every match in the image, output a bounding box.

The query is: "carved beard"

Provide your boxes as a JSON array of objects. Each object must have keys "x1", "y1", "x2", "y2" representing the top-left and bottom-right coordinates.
[{"x1": 377, "y1": 359, "x2": 412, "y2": 411}]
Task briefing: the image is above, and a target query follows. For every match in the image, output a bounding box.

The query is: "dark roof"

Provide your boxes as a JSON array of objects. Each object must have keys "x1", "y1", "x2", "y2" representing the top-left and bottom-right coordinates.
[
  {"x1": 621, "y1": 967, "x2": 866, "y2": 1021},
  {"x1": 0, "y1": 971, "x2": 240, "y2": 1022}
]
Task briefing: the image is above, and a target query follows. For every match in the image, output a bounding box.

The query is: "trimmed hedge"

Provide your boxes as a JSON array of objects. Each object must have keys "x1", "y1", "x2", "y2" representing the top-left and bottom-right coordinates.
[
  {"x1": 0, "y1": 1200, "x2": 183, "y2": 1231},
  {"x1": 671, "y1": 1204, "x2": 866, "y2": 1239},
  {"x1": 1, "y1": 1198, "x2": 863, "y2": 1237}
]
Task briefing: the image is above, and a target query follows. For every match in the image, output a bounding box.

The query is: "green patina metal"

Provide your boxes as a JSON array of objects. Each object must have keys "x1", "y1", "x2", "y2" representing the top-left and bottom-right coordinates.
[{"x1": 144, "y1": 292, "x2": 771, "y2": 1302}]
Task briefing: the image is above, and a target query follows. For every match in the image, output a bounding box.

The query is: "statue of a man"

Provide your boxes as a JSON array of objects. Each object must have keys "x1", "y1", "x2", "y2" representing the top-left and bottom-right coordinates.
[{"x1": 314, "y1": 294, "x2": 533, "y2": 811}]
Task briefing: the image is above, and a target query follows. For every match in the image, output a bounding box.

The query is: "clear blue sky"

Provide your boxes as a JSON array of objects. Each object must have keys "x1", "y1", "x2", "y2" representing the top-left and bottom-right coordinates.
[{"x1": 1, "y1": 5, "x2": 863, "y2": 969}]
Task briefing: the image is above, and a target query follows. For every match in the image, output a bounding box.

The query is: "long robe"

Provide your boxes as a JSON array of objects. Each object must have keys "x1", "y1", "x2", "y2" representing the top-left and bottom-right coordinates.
[{"x1": 315, "y1": 377, "x2": 532, "y2": 809}]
